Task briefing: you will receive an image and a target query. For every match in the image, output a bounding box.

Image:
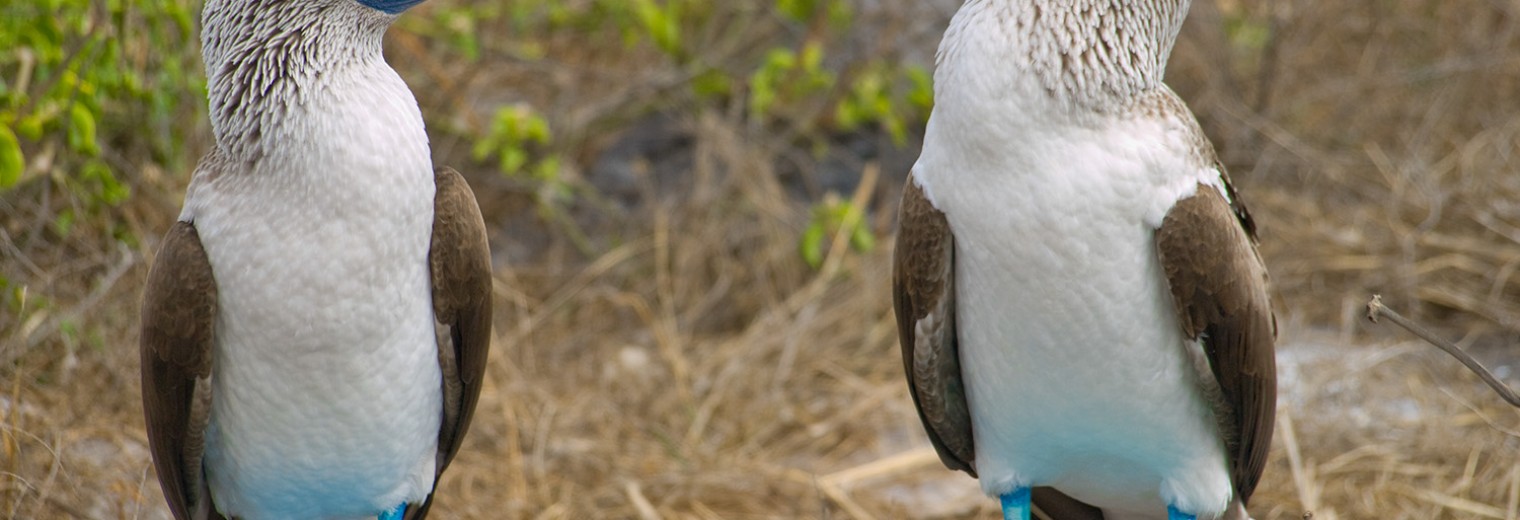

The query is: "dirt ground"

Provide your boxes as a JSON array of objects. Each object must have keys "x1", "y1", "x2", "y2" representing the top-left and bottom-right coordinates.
[{"x1": 5, "y1": 0, "x2": 1520, "y2": 518}]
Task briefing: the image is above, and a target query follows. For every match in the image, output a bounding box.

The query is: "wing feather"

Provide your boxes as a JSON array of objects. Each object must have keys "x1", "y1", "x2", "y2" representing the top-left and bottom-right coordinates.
[
  {"x1": 140, "y1": 221, "x2": 224, "y2": 520},
  {"x1": 407, "y1": 166, "x2": 493, "y2": 519},
  {"x1": 892, "y1": 174, "x2": 975, "y2": 476},
  {"x1": 1156, "y1": 182, "x2": 1277, "y2": 505}
]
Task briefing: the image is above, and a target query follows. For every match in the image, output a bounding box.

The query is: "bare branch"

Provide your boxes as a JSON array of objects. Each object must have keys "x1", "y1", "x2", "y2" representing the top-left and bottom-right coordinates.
[{"x1": 1366, "y1": 295, "x2": 1520, "y2": 408}]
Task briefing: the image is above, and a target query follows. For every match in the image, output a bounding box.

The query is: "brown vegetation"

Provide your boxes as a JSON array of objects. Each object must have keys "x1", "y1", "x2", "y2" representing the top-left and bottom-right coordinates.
[{"x1": 4, "y1": 0, "x2": 1519, "y2": 518}]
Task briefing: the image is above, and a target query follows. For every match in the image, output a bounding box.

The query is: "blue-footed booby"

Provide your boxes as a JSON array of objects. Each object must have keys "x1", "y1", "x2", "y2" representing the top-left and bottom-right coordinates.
[
  {"x1": 139, "y1": 0, "x2": 492, "y2": 518},
  {"x1": 892, "y1": 1, "x2": 1277, "y2": 519}
]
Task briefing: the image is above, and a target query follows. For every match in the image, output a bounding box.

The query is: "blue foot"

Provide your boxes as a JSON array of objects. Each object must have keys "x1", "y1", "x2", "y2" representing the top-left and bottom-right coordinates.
[
  {"x1": 1167, "y1": 504, "x2": 1196, "y2": 520},
  {"x1": 379, "y1": 503, "x2": 406, "y2": 520},
  {"x1": 999, "y1": 487, "x2": 1031, "y2": 520}
]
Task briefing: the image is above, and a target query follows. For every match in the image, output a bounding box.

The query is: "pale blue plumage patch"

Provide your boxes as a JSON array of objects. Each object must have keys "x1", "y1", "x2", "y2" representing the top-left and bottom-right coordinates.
[
  {"x1": 999, "y1": 487, "x2": 1031, "y2": 520},
  {"x1": 1167, "y1": 504, "x2": 1196, "y2": 520},
  {"x1": 356, "y1": 0, "x2": 425, "y2": 15},
  {"x1": 378, "y1": 502, "x2": 406, "y2": 520}
]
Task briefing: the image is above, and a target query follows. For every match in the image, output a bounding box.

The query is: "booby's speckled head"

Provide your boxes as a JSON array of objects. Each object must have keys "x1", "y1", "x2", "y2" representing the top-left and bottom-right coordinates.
[
  {"x1": 355, "y1": 0, "x2": 426, "y2": 15},
  {"x1": 200, "y1": 0, "x2": 425, "y2": 156},
  {"x1": 935, "y1": 0, "x2": 1190, "y2": 112}
]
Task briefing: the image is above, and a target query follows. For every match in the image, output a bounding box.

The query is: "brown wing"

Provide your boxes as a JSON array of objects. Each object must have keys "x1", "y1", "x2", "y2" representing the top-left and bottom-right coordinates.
[
  {"x1": 1156, "y1": 182, "x2": 1277, "y2": 505},
  {"x1": 406, "y1": 166, "x2": 494, "y2": 519},
  {"x1": 140, "y1": 221, "x2": 226, "y2": 520},
  {"x1": 892, "y1": 174, "x2": 976, "y2": 476}
]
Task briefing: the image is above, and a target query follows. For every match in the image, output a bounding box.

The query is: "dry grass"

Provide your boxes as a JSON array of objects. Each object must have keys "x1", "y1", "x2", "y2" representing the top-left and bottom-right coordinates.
[
  {"x1": 1174, "y1": 0, "x2": 1520, "y2": 334},
  {"x1": 4, "y1": 0, "x2": 1520, "y2": 518}
]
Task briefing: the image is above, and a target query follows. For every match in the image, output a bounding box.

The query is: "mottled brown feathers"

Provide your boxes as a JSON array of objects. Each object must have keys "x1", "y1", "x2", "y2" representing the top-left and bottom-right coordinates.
[
  {"x1": 892, "y1": 177, "x2": 975, "y2": 475},
  {"x1": 1156, "y1": 183, "x2": 1277, "y2": 505},
  {"x1": 140, "y1": 221, "x2": 226, "y2": 520},
  {"x1": 407, "y1": 166, "x2": 494, "y2": 519}
]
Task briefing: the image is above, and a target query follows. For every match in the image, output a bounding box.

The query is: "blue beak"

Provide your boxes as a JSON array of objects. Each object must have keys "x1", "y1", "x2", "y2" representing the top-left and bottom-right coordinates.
[{"x1": 357, "y1": 0, "x2": 426, "y2": 15}]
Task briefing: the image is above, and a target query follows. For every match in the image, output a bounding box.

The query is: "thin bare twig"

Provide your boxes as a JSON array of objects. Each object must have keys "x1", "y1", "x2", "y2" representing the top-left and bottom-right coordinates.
[
  {"x1": 1365, "y1": 295, "x2": 1520, "y2": 407},
  {"x1": 7, "y1": 243, "x2": 137, "y2": 365},
  {"x1": 623, "y1": 480, "x2": 662, "y2": 520}
]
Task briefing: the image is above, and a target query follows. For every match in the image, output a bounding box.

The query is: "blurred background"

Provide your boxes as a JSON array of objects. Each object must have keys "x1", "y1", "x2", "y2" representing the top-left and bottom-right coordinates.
[{"x1": 3, "y1": 0, "x2": 1520, "y2": 518}]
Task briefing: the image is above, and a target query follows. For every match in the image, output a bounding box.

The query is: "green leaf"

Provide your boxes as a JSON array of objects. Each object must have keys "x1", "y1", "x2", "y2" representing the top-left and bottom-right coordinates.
[
  {"x1": 800, "y1": 222, "x2": 826, "y2": 269},
  {"x1": 534, "y1": 155, "x2": 562, "y2": 182},
  {"x1": 52, "y1": 209, "x2": 74, "y2": 237},
  {"x1": 500, "y1": 147, "x2": 528, "y2": 174},
  {"x1": 0, "y1": 125, "x2": 23, "y2": 189},
  {"x1": 826, "y1": 1, "x2": 853, "y2": 29},
  {"x1": 906, "y1": 66, "x2": 934, "y2": 112},
  {"x1": 68, "y1": 104, "x2": 99, "y2": 156},
  {"x1": 850, "y1": 222, "x2": 875, "y2": 253},
  {"x1": 632, "y1": 0, "x2": 681, "y2": 57},
  {"x1": 442, "y1": 9, "x2": 481, "y2": 61},
  {"x1": 524, "y1": 115, "x2": 551, "y2": 144},
  {"x1": 471, "y1": 137, "x2": 496, "y2": 162},
  {"x1": 17, "y1": 114, "x2": 45, "y2": 140},
  {"x1": 777, "y1": 0, "x2": 817, "y2": 22},
  {"x1": 691, "y1": 68, "x2": 732, "y2": 100},
  {"x1": 1225, "y1": 15, "x2": 1271, "y2": 52},
  {"x1": 799, "y1": 42, "x2": 824, "y2": 73},
  {"x1": 83, "y1": 160, "x2": 127, "y2": 205}
]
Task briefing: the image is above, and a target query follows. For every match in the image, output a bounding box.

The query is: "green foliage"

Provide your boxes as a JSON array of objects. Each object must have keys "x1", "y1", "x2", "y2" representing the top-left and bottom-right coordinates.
[
  {"x1": 905, "y1": 66, "x2": 935, "y2": 113},
  {"x1": 469, "y1": 103, "x2": 594, "y2": 252},
  {"x1": 0, "y1": 0, "x2": 203, "y2": 223},
  {"x1": 433, "y1": 0, "x2": 932, "y2": 193},
  {"x1": 749, "y1": 42, "x2": 835, "y2": 120},
  {"x1": 1225, "y1": 14, "x2": 1271, "y2": 53},
  {"x1": 433, "y1": 6, "x2": 489, "y2": 61},
  {"x1": 799, "y1": 194, "x2": 875, "y2": 270},
  {"x1": 691, "y1": 68, "x2": 734, "y2": 100},
  {"x1": 1, "y1": 0, "x2": 202, "y2": 354},
  {"x1": 473, "y1": 103, "x2": 571, "y2": 205},
  {"x1": 631, "y1": 0, "x2": 684, "y2": 58},
  {"x1": 776, "y1": 0, "x2": 853, "y2": 27},
  {"x1": 835, "y1": 63, "x2": 934, "y2": 145},
  {"x1": 475, "y1": 104, "x2": 553, "y2": 174},
  {"x1": 413, "y1": 0, "x2": 934, "y2": 264},
  {"x1": 0, "y1": 125, "x2": 22, "y2": 188},
  {"x1": 1217, "y1": 2, "x2": 1273, "y2": 76}
]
